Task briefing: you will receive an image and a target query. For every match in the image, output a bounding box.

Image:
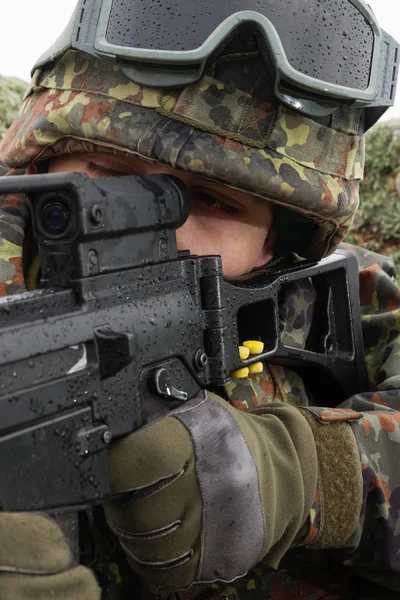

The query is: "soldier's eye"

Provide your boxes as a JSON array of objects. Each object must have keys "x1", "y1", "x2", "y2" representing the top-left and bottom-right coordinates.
[{"x1": 192, "y1": 190, "x2": 241, "y2": 216}]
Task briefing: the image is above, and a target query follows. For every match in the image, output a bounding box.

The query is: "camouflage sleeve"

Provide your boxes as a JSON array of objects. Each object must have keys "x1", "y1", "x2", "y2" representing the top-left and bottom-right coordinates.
[
  {"x1": 225, "y1": 244, "x2": 400, "y2": 590},
  {"x1": 309, "y1": 244, "x2": 400, "y2": 590},
  {"x1": 0, "y1": 173, "x2": 29, "y2": 295}
]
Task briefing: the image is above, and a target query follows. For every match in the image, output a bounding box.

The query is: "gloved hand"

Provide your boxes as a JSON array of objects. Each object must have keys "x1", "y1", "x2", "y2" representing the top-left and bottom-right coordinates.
[
  {"x1": 104, "y1": 391, "x2": 343, "y2": 591},
  {"x1": 0, "y1": 512, "x2": 100, "y2": 600}
]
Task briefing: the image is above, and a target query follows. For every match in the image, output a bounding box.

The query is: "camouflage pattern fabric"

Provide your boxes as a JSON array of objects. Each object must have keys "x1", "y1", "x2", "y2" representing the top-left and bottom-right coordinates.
[
  {"x1": 0, "y1": 170, "x2": 29, "y2": 295},
  {"x1": 0, "y1": 49, "x2": 365, "y2": 261}
]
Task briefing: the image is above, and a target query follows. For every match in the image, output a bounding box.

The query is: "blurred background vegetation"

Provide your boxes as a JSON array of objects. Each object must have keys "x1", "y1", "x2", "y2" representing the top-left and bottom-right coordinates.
[
  {"x1": 345, "y1": 120, "x2": 400, "y2": 274},
  {"x1": 0, "y1": 76, "x2": 27, "y2": 140},
  {"x1": 0, "y1": 75, "x2": 400, "y2": 272}
]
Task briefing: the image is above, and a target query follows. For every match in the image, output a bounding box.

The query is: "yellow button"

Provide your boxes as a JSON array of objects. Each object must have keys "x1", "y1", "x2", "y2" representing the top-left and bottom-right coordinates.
[
  {"x1": 249, "y1": 362, "x2": 263, "y2": 374},
  {"x1": 243, "y1": 340, "x2": 264, "y2": 355},
  {"x1": 231, "y1": 367, "x2": 250, "y2": 379},
  {"x1": 239, "y1": 345, "x2": 250, "y2": 360}
]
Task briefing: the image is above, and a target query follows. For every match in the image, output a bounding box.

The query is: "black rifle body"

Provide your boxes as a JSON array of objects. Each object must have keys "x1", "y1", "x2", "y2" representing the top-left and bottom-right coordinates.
[{"x1": 0, "y1": 173, "x2": 368, "y2": 513}]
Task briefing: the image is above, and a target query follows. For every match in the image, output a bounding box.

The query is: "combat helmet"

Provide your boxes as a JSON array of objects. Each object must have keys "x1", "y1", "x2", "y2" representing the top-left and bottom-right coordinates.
[{"x1": 0, "y1": 0, "x2": 398, "y2": 260}]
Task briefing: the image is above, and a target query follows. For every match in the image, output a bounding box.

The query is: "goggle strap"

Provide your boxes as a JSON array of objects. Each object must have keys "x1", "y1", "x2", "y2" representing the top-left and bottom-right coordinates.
[{"x1": 368, "y1": 31, "x2": 399, "y2": 108}]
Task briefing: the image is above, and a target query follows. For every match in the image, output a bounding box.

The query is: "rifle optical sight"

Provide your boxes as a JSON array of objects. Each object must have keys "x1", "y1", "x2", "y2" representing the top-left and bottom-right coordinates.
[{"x1": 40, "y1": 201, "x2": 71, "y2": 237}]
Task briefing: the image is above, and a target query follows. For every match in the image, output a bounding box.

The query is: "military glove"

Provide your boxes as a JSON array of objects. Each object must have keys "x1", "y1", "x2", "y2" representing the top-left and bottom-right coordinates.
[
  {"x1": 0, "y1": 512, "x2": 100, "y2": 600},
  {"x1": 104, "y1": 391, "x2": 333, "y2": 591}
]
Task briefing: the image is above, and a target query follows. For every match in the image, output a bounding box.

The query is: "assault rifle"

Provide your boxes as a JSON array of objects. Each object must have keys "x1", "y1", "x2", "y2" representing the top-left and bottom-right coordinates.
[{"x1": 0, "y1": 172, "x2": 368, "y2": 516}]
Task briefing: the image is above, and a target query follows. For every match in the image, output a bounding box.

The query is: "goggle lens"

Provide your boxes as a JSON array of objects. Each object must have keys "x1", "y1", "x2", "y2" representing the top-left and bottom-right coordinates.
[{"x1": 105, "y1": 0, "x2": 374, "y2": 90}]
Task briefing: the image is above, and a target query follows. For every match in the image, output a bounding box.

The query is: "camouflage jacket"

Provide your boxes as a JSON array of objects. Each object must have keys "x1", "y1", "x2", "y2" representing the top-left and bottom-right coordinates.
[{"x1": 1, "y1": 182, "x2": 400, "y2": 600}]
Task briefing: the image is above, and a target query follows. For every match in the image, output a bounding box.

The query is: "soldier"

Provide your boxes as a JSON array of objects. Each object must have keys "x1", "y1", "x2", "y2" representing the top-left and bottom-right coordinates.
[{"x1": 0, "y1": 1, "x2": 400, "y2": 599}]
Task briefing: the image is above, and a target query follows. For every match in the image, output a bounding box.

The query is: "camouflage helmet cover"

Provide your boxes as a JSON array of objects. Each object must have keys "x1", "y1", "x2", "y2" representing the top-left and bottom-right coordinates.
[{"x1": 0, "y1": 35, "x2": 365, "y2": 260}]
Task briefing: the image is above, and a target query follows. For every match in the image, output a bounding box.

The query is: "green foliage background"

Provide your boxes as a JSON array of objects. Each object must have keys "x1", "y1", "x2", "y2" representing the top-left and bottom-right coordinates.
[
  {"x1": 0, "y1": 74, "x2": 399, "y2": 272},
  {"x1": 345, "y1": 121, "x2": 400, "y2": 274},
  {"x1": 0, "y1": 76, "x2": 27, "y2": 141}
]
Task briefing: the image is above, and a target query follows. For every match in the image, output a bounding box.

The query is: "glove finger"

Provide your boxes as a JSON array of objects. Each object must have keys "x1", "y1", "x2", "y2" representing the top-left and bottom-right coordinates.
[
  {"x1": 107, "y1": 415, "x2": 193, "y2": 494},
  {"x1": 0, "y1": 512, "x2": 71, "y2": 573},
  {"x1": 105, "y1": 413, "x2": 202, "y2": 590},
  {"x1": 105, "y1": 438, "x2": 201, "y2": 588},
  {"x1": 0, "y1": 566, "x2": 100, "y2": 600}
]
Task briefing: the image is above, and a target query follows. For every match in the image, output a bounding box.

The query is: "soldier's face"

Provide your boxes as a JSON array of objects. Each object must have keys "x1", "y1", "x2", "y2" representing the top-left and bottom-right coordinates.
[{"x1": 43, "y1": 153, "x2": 276, "y2": 278}]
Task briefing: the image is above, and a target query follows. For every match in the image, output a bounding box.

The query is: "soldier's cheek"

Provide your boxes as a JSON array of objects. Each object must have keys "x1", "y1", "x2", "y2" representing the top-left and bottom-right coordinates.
[{"x1": 176, "y1": 215, "x2": 270, "y2": 278}]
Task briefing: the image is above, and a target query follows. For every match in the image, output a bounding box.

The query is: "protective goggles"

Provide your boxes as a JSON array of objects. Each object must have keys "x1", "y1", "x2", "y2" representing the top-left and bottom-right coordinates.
[{"x1": 34, "y1": 0, "x2": 399, "y2": 117}]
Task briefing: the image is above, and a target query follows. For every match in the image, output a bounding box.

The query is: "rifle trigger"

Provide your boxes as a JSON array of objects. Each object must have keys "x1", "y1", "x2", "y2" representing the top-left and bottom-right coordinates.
[{"x1": 154, "y1": 368, "x2": 188, "y2": 403}]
